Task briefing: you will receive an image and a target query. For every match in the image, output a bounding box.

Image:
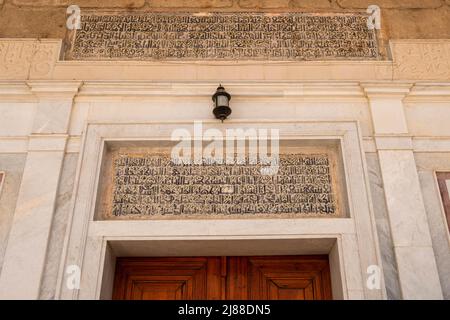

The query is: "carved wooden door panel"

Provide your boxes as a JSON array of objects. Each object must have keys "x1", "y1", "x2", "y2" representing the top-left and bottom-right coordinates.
[
  {"x1": 113, "y1": 257, "x2": 222, "y2": 300},
  {"x1": 227, "y1": 256, "x2": 332, "y2": 300},
  {"x1": 113, "y1": 256, "x2": 332, "y2": 300}
]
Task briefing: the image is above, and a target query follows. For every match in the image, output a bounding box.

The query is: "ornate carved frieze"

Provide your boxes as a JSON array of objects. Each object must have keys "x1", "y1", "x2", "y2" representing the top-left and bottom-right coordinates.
[
  {"x1": 65, "y1": 12, "x2": 380, "y2": 61},
  {"x1": 392, "y1": 40, "x2": 450, "y2": 80},
  {"x1": 0, "y1": 40, "x2": 35, "y2": 79},
  {"x1": 100, "y1": 152, "x2": 342, "y2": 219},
  {"x1": 0, "y1": 39, "x2": 60, "y2": 80}
]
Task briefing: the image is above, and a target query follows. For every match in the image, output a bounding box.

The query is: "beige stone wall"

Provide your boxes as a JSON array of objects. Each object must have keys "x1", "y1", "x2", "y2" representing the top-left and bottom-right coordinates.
[
  {"x1": 40, "y1": 153, "x2": 78, "y2": 300},
  {"x1": 0, "y1": 154, "x2": 26, "y2": 276},
  {"x1": 0, "y1": 0, "x2": 449, "y2": 39}
]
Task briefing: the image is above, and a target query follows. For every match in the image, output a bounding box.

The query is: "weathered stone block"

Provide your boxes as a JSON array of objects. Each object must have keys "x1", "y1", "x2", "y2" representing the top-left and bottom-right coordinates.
[
  {"x1": 0, "y1": 6, "x2": 66, "y2": 39},
  {"x1": 291, "y1": 0, "x2": 333, "y2": 8},
  {"x1": 384, "y1": 8, "x2": 450, "y2": 39},
  {"x1": 147, "y1": 0, "x2": 232, "y2": 8},
  {"x1": 337, "y1": 0, "x2": 443, "y2": 9},
  {"x1": 238, "y1": 0, "x2": 290, "y2": 8},
  {"x1": 12, "y1": 0, "x2": 145, "y2": 7}
]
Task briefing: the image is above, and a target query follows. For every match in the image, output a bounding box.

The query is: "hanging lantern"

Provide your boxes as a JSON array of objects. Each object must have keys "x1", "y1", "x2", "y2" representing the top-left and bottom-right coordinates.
[{"x1": 212, "y1": 85, "x2": 232, "y2": 122}]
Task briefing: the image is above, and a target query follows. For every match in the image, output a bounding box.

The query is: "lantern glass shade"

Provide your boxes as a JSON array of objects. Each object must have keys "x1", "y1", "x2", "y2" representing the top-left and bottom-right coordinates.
[
  {"x1": 212, "y1": 85, "x2": 232, "y2": 121},
  {"x1": 216, "y1": 94, "x2": 229, "y2": 107}
]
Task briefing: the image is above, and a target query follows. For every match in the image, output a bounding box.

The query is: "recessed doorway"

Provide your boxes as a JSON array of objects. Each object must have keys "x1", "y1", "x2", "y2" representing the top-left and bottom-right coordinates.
[{"x1": 112, "y1": 255, "x2": 332, "y2": 300}]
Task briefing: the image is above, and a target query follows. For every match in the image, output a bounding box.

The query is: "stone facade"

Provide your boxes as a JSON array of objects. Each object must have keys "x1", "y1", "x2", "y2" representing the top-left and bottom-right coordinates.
[
  {"x1": 0, "y1": 155, "x2": 26, "y2": 275},
  {"x1": 0, "y1": 1, "x2": 449, "y2": 301},
  {"x1": 0, "y1": 0, "x2": 450, "y2": 39},
  {"x1": 337, "y1": 0, "x2": 444, "y2": 8}
]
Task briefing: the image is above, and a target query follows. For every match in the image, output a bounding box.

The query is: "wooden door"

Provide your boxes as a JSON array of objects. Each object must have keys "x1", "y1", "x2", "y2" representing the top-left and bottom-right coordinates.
[
  {"x1": 228, "y1": 256, "x2": 332, "y2": 300},
  {"x1": 113, "y1": 256, "x2": 332, "y2": 300},
  {"x1": 112, "y1": 257, "x2": 223, "y2": 300}
]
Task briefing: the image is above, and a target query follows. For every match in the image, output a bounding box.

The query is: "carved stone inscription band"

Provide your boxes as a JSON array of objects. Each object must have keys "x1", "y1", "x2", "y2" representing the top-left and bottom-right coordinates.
[
  {"x1": 68, "y1": 12, "x2": 379, "y2": 60},
  {"x1": 110, "y1": 154, "x2": 337, "y2": 218}
]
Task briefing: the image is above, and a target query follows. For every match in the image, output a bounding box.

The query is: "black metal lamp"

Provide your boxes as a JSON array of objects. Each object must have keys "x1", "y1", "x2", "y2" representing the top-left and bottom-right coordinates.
[{"x1": 212, "y1": 85, "x2": 231, "y2": 122}]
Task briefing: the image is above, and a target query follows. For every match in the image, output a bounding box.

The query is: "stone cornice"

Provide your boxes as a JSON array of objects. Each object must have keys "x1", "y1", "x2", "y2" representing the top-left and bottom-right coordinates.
[
  {"x1": 27, "y1": 134, "x2": 68, "y2": 152},
  {"x1": 0, "y1": 81, "x2": 36, "y2": 102},
  {"x1": 76, "y1": 81, "x2": 366, "y2": 99},
  {"x1": 405, "y1": 83, "x2": 450, "y2": 102},
  {"x1": 1, "y1": 39, "x2": 450, "y2": 82},
  {"x1": 27, "y1": 81, "x2": 83, "y2": 99},
  {"x1": 0, "y1": 80, "x2": 449, "y2": 102},
  {"x1": 360, "y1": 82, "x2": 413, "y2": 99},
  {"x1": 374, "y1": 135, "x2": 414, "y2": 151}
]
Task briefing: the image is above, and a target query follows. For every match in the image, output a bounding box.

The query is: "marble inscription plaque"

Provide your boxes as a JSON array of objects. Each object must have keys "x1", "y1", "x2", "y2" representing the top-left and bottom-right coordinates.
[
  {"x1": 67, "y1": 12, "x2": 379, "y2": 61},
  {"x1": 109, "y1": 154, "x2": 338, "y2": 218}
]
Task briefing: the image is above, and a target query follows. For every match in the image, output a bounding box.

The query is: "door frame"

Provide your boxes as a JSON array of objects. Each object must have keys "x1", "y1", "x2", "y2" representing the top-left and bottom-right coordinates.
[
  {"x1": 100, "y1": 237, "x2": 343, "y2": 300},
  {"x1": 56, "y1": 120, "x2": 386, "y2": 300}
]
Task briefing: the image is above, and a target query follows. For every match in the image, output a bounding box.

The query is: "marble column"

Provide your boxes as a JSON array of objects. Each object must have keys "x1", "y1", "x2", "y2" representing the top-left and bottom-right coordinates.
[
  {"x1": 362, "y1": 83, "x2": 443, "y2": 299},
  {"x1": 0, "y1": 81, "x2": 81, "y2": 299}
]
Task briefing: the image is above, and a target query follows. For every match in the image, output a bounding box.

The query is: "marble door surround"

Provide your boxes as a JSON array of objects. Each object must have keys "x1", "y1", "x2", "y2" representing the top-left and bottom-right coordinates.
[
  {"x1": 49, "y1": 119, "x2": 383, "y2": 300},
  {"x1": 0, "y1": 79, "x2": 448, "y2": 300}
]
